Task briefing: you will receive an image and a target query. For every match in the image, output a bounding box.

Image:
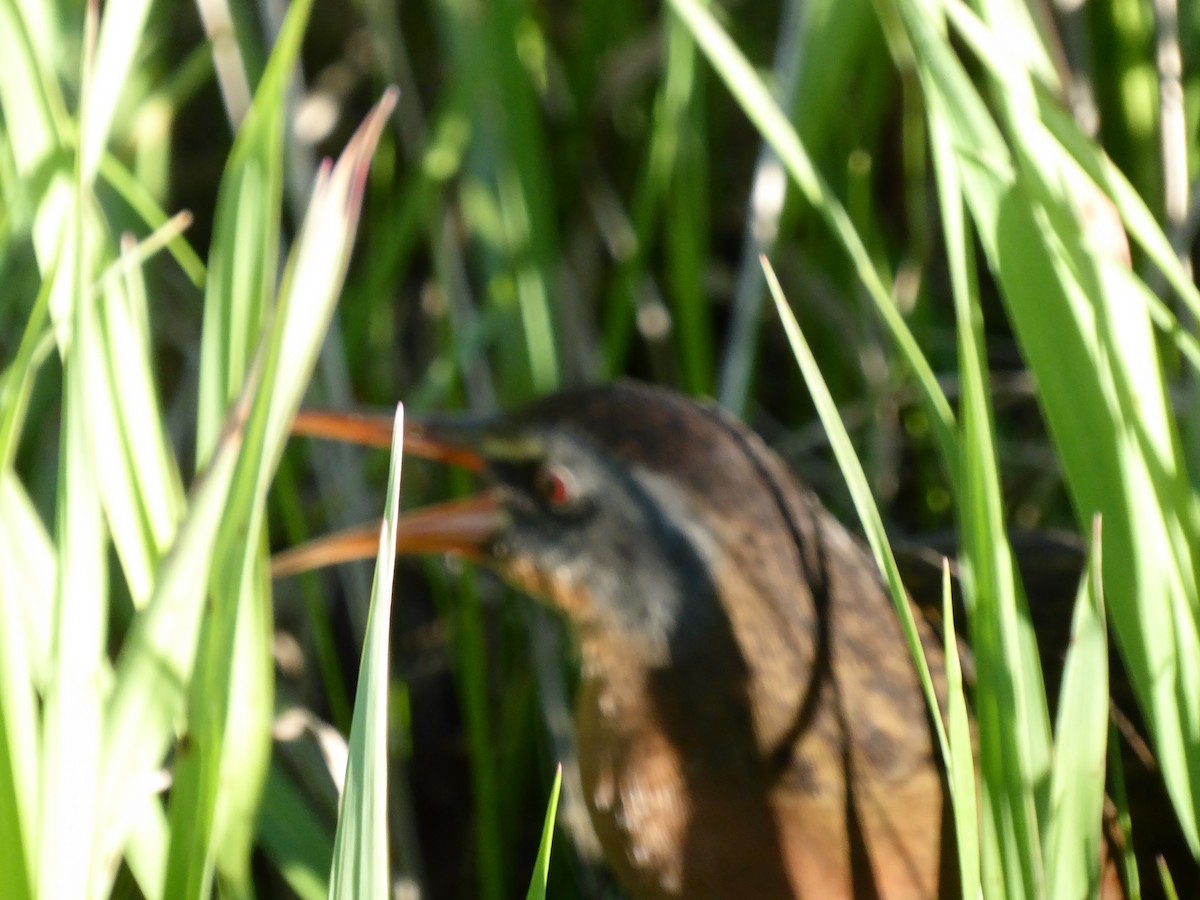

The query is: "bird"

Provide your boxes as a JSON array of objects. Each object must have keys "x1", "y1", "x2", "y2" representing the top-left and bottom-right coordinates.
[{"x1": 274, "y1": 380, "x2": 1178, "y2": 899}]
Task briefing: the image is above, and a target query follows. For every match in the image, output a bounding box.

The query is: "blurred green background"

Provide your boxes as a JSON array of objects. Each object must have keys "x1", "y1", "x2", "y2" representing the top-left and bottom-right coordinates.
[{"x1": 3, "y1": 0, "x2": 1200, "y2": 897}]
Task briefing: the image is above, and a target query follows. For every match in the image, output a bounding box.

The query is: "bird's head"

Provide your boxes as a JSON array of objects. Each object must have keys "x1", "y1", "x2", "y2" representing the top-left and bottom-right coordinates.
[{"x1": 275, "y1": 383, "x2": 779, "y2": 659}]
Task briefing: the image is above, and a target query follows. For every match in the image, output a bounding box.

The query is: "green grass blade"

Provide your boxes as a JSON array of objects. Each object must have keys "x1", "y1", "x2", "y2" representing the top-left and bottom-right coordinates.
[
  {"x1": 0, "y1": 266, "x2": 56, "y2": 470},
  {"x1": 81, "y1": 0, "x2": 154, "y2": 183},
  {"x1": 941, "y1": 560, "x2": 981, "y2": 898},
  {"x1": 662, "y1": 19, "x2": 714, "y2": 395},
  {"x1": 162, "y1": 87, "x2": 396, "y2": 898},
  {"x1": 1045, "y1": 516, "x2": 1109, "y2": 899},
  {"x1": 525, "y1": 765, "x2": 562, "y2": 900},
  {"x1": 1106, "y1": 715, "x2": 1141, "y2": 900},
  {"x1": 194, "y1": 0, "x2": 316, "y2": 467},
  {"x1": 0, "y1": 472, "x2": 46, "y2": 900},
  {"x1": 40, "y1": 218, "x2": 107, "y2": 900},
  {"x1": 328, "y1": 404, "x2": 405, "y2": 899},
  {"x1": 944, "y1": 0, "x2": 1200, "y2": 369},
  {"x1": 0, "y1": 471, "x2": 54, "y2": 687},
  {"x1": 763, "y1": 256, "x2": 951, "y2": 765},
  {"x1": 894, "y1": 0, "x2": 1200, "y2": 856},
  {"x1": 90, "y1": 234, "x2": 185, "y2": 607},
  {"x1": 0, "y1": 0, "x2": 70, "y2": 179},
  {"x1": 669, "y1": 0, "x2": 959, "y2": 481},
  {"x1": 82, "y1": 216, "x2": 186, "y2": 897},
  {"x1": 1158, "y1": 858, "x2": 1181, "y2": 900},
  {"x1": 929, "y1": 107, "x2": 1050, "y2": 894},
  {"x1": 97, "y1": 399, "x2": 242, "y2": 889}
]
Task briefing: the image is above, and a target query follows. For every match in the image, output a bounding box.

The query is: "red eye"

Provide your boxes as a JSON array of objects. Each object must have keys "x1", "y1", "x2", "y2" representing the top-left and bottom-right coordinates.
[{"x1": 535, "y1": 465, "x2": 575, "y2": 507}]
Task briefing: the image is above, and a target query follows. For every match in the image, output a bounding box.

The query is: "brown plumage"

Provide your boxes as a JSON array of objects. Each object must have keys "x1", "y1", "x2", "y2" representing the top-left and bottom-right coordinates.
[{"x1": 277, "y1": 380, "x2": 1187, "y2": 898}]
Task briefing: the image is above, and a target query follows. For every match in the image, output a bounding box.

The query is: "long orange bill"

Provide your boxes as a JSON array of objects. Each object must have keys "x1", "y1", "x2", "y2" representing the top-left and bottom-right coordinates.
[
  {"x1": 271, "y1": 491, "x2": 502, "y2": 579},
  {"x1": 273, "y1": 408, "x2": 499, "y2": 579},
  {"x1": 292, "y1": 408, "x2": 488, "y2": 472}
]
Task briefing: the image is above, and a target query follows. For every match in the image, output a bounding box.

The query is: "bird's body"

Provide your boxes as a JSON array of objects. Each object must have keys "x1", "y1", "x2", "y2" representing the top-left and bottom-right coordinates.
[
  {"x1": 495, "y1": 384, "x2": 953, "y2": 898},
  {"x1": 278, "y1": 380, "x2": 1182, "y2": 898}
]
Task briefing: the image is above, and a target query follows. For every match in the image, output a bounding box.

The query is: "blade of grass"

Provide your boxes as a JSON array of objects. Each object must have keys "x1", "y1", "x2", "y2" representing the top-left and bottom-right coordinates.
[
  {"x1": 328, "y1": 404, "x2": 405, "y2": 899},
  {"x1": 0, "y1": 471, "x2": 54, "y2": 686},
  {"x1": 1106, "y1": 715, "x2": 1141, "y2": 899},
  {"x1": 896, "y1": 0, "x2": 1200, "y2": 855},
  {"x1": 0, "y1": 247, "x2": 58, "y2": 470},
  {"x1": 163, "y1": 86, "x2": 397, "y2": 898},
  {"x1": 96, "y1": 388, "x2": 244, "y2": 891},
  {"x1": 1045, "y1": 515, "x2": 1109, "y2": 899},
  {"x1": 0, "y1": 0, "x2": 71, "y2": 176},
  {"x1": 38, "y1": 10, "x2": 108, "y2": 893},
  {"x1": 193, "y1": 0, "x2": 317, "y2": 468},
  {"x1": 941, "y1": 560, "x2": 981, "y2": 898},
  {"x1": 525, "y1": 765, "x2": 563, "y2": 900},
  {"x1": 89, "y1": 232, "x2": 185, "y2": 608},
  {"x1": 122, "y1": 787, "x2": 169, "y2": 900},
  {"x1": 763, "y1": 256, "x2": 952, "y2": 770},
  {"x1": 82, "y1": 0, "x2": 155, "y2": 182},
  {"x1": 930, "y1": 108, "x2": 1050, "y2": 895},
  {"x1": 944, "y1": 1, "x2": 1200, "y2": 370},
  {"x1": 152, "y1": 0, "x2": 301, "y2": 886},
  {"x1": 1158, "y1": 858, "x2": 1181, "y2": 900},
  {"x1": 669, "y1": 0, "x2": 958, "y2": 482},
  {"x1": 81, "y1": 191, "x2": 190, "y2": 899},
  {"x1": 663, "y1": 18, "x2": 714, "y2": 396},
  {"x1": 99, "y1": 87, "x2": 396, "y2": 894},
  {"x1": 0, "y1": 472, "x2": 45, "y2": 900}
]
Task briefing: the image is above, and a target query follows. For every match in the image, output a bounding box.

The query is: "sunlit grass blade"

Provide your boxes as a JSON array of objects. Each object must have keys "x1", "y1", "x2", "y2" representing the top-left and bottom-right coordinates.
[
  {"x1": 82, "y1": 0, "x2": 154, "y2": 182},
  {"x1": 101, "y1": 87, "x2": 395, "y2": 895},
  {"x1": 0, "y1": 472, "x2": 54, "y2": 686},
  {"x1": 152, "y1": 0, "x2": 309, "y2": 885},
  {"x1": 941, "y1": 560, "x2": 980, "y2": 897},
  {"x1": 669, "y1": 0, "x2": 959, "y2": 481},
  {"x1": 1045, "y1": 516, "x2": 1109, "y2": 899},
  {"x1": 941, "y1": 2, "x2": 1200, "y2": 332},
  {"x1": 328, "y1": 404, "x2": 405, "y2": 900},
  {"x1": 163, "y1": 84, "x2": 398, "y2": 898},
  {"x1": 40, "y1": 216, "x2": 107, "y2": 900},
  {"x1": 0, "y1": 0, "x2": 71, "y2": 177},
  {"x1": 80, "y1": 205, "x2": 188, "y2": 897},
  {"x1": 892, "y1": 0, "x2": 1200, "y2": 857},
  {"x1": 194, "y1": 0, "x2": 319, "y2": 466},
  {"x1": 97, "y1": 397, "x2": 242, "y2": 895},
  {"x1": 763, "y1": 256, "x2": 951, "y2": 768},
  {"x1": 930, "y1": 110, "x2": 1049, "y2": 894},
  {"x1": 88, "y1": 233, "x2": 185, "y2": 608},
  {"x1": 525, "y1": 764, "x2": 562, "y2": 900},
  {"x1": 0, "y1": 472, "x2": 46, "y2": 900},
  {"x1": 33, "y1": 10, "x2": 112, "y2": 890}
]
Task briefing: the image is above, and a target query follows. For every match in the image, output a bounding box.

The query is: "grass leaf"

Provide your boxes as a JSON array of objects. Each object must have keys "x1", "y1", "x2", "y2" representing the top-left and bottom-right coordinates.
[
  {"x1": 328, "y1": 404, "x2": 405, "y2": 899},
  {"x1": 525, "y1": 765, "x2": 563, "y2": 900}
]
